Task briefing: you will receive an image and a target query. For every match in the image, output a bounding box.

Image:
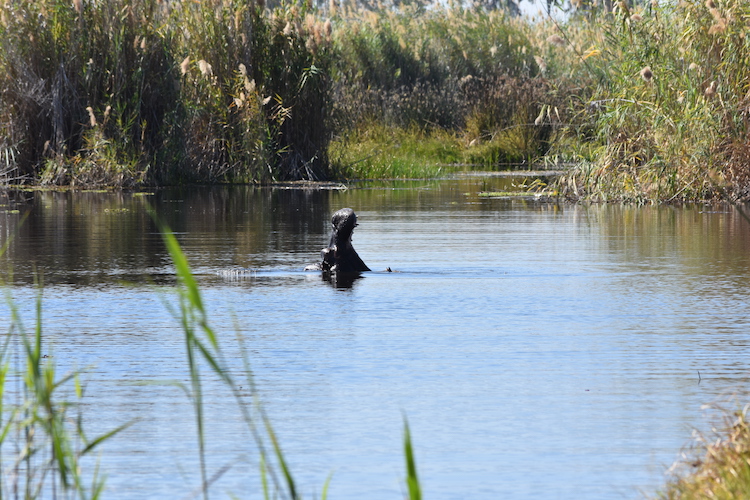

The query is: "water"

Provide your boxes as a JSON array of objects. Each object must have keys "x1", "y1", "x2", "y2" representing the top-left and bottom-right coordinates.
[{"x1": 1, "y1": 178, "x2": 749, "y2": 499}]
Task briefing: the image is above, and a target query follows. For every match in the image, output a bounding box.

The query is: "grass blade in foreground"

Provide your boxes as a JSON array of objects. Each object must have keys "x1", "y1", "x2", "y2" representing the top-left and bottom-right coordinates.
[
  {"x1": 153, "y1": 214, "x2": 212, "y2": 499},
  {"x1": 404, "y1": 417, "x2": 422, "y2": 500},
  {"x1": 153, "y1": 210, "x2": 299, "y2": 500}
]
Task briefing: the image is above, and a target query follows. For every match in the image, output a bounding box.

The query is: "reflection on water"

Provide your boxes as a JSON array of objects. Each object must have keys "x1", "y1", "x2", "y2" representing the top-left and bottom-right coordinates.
[
  {"x1": 320, "y1": 271, "x2": 366, "y2": 289},
  {"x1": 0, "y1": 180, "x2": 750, "y2": 499}
]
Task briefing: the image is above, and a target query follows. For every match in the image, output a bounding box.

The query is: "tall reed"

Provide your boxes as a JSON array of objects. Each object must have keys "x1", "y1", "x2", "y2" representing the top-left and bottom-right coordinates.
[
  {"x1": 0, "y1": 0, "x2": 334, "y2": 186},
  {"x1": 0, "y1": 284, "x2": 130, "y2": 498},
  {"x1": 155, "y1": 211, "x2": 305, "y2": 499},
  {"x1": 3, "y1": 0, "x2": 750, "y2": 196},
  {"x1": 541, "y1": 0, "x2": 750, "y2": 201},
  {"x1": 155, "y1": 212, "x2": 423, "y2": 498}
]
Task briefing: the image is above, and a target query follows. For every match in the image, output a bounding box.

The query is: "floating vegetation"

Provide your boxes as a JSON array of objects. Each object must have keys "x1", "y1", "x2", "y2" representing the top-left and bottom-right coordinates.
[{"x1": 477, "y1": 191, "x2": 531, "y2": 197}]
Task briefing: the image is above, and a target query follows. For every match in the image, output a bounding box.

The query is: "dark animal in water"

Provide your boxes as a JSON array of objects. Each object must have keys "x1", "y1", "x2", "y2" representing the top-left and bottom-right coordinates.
[{"x1": 306, "y1": 208, "x2": 370, "y2": 273}]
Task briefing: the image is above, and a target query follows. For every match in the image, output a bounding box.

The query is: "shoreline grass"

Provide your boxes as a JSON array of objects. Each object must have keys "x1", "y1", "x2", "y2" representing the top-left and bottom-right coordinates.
[
  {"x1": 659, "y1": 404, "x2": 750, "y2": 499},
  {"x1": 5, "y1": 0, "x2": 748, "y2": 201}
]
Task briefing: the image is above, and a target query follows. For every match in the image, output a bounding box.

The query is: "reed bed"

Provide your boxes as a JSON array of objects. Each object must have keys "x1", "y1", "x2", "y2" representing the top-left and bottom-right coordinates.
[
  {"x1": 2, "y1": 0, "x2": 750, "y2": 199},
  {"x1": 0, "y1": 0, "x2": 568, "y2": 186},
  {"x1": 536, "y1": 0, "x2": 750, "y2": 202},
  {"x1": 659, "y1": 404, "x2": 750, "y2": 499},
  {"x1": 0, "y1": 0, "x2": 335, "y2": 186}
]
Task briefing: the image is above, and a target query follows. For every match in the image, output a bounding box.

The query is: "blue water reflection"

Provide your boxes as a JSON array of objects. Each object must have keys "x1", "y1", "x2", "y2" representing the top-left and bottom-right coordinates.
[{"x1": 0, "y1": 182, "x2": 749, "y2": 499}]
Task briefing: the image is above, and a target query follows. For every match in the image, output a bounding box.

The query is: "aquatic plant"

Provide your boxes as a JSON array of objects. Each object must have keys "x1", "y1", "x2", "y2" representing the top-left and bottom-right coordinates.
[
  {"x1": 0, "y1": 263, "x2": 130, "y2": 498},
  {"x1": 539, "y1": 0, "x2": 750, "y2": 201},
  {"x1": 0, "y1": 0, "x2": 334, "y2": 186},
  {"x1": 403, "y1": 417, "x2": 421, "y2": 500},
  {"x1": 155, "y1": 212, "x2": 421, "y2": 498},
  {"x1": 659, "y1": 404, "x2": 750, "y2": 499},
  {"x1": 155, "y1": 213, "x2": 297, "y2": 499},
  {"x1": 0, "y1": 0, "x2": 568, "y2": 185}
]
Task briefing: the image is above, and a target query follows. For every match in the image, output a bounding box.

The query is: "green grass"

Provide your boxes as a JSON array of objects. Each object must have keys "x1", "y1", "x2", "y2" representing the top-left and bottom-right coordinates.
[
  {"x1": 403, "y1": 417, "x2": 421, "y2": 500},
  {"x1": 329, "y1": 126, "x2": 461, "y2": 179},
  {"x1": 658, "y1": 405, "x2": 750, "y2": 499},
  {"x1": 328, "y1": 121, "x2": 553, "y2": 179},
  {"x1": 0, "y1": 238, "x2": 131, "y2": 498}
]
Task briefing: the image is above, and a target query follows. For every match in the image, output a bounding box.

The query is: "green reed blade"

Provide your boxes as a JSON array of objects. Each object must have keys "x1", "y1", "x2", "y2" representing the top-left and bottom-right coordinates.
[{"x1": 403, "y1": 417, "x2": 422, "y2": 500}]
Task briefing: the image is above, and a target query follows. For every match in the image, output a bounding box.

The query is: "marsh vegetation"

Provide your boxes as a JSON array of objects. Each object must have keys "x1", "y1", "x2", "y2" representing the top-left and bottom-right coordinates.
[{"x1": 1, "y1": 0, "x2": 749, "y2": 201}]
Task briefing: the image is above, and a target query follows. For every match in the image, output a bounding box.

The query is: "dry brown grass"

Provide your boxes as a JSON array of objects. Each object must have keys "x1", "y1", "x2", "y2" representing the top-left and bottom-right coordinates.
[{"x1": 660, "y1": 404, "x2": 750, "y2": 500}]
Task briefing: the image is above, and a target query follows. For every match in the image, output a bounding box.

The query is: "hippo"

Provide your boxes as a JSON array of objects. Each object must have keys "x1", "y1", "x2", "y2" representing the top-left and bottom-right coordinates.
[{"x1": 306, "y1": 208, "x2": 370, "y2": 273}]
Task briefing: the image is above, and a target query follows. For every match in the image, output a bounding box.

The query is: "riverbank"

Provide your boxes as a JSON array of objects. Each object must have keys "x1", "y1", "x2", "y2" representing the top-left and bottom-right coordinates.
[
  {"x1": 659, "y1": 405, "x2": 750, "y2": 499},
  {"x1": 1, "y1": 1, "x2": 748, "y2": 198}
]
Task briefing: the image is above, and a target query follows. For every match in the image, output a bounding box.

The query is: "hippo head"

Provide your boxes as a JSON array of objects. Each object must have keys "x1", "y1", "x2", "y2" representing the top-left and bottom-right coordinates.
[
  {"x1": 318, "y1": 208, "x2": 370, "y2": 273},
  {"x1": 330, "y1": 208, "x2": 358, "y2": 242}
]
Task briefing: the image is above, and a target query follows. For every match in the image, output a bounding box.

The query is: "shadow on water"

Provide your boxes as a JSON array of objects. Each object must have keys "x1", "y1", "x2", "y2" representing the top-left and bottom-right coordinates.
[{"x1": 321, "y1": 271, "x2": 365, "y2": 289}]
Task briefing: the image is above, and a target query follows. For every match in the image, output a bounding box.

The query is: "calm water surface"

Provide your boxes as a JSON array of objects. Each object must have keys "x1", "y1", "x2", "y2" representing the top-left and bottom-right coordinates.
[{"x1": 1, "y1": 176, "x2": 750, "y2": 499}]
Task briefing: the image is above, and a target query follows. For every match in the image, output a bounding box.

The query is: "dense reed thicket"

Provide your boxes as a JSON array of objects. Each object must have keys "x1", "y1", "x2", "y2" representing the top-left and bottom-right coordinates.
[
  {"x1": 2, "y1": 0, "x2": 750, "y2": 201},
  {"x1": 0, "y1": 0, "x2": 334, "y2": 185},
  {"x1": 536, "y1": 0, "x2": 750, "y2": 202},
  {"x1": 0, "y1": 0, "x2": 571, "y2": 186}
]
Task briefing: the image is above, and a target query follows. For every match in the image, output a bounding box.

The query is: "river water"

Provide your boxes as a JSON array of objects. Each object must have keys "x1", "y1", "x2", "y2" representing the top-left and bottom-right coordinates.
[{"x1": 1, "y1": 176, "x2": 749, "y2": 499}]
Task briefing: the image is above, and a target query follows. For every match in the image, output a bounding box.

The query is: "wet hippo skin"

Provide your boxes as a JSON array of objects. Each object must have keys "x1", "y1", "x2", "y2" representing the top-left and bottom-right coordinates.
[{"x1": 306, "y1": 208, "x2": 370, "y2": 273}]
